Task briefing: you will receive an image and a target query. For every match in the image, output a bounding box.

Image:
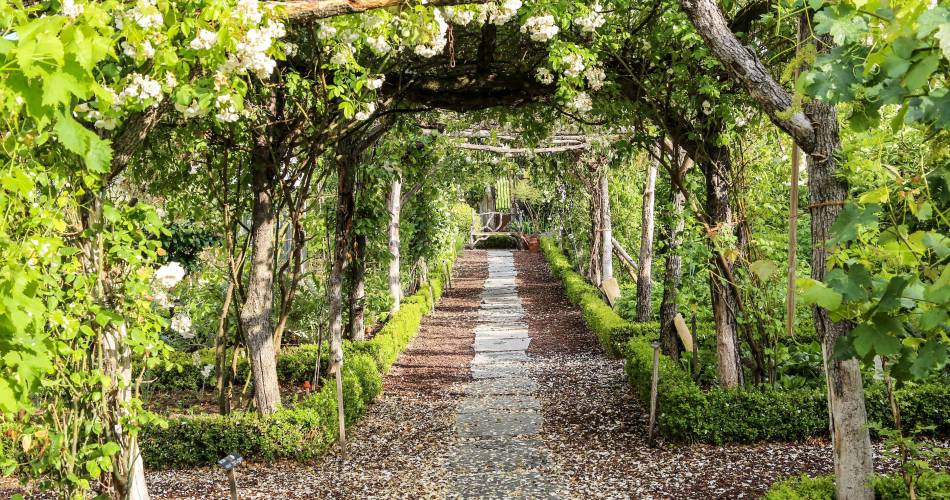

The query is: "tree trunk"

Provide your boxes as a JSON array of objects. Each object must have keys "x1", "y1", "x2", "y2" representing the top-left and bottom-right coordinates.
[
  {"x1": 215, "y1": 281, "x2": 236, "y2": 415},
  {"x1": 675, "y1": 1, "x2": 873, "y2": 494},
  {"x1": 808, "y1": 100, "x2": 874, "y2": 500},
  {"x1": 103, "y1": 324, "x2": 150, "y2": 500},
  {"x1": 238, "y1": 153, "x2": 282, "y2": 415},
  {"x1": 348, "y1": 234, "x2": 367, "y2": 341},
  {"x1": 705, "y1": 153, "x2": 742, "y2": 388},
  {"x1": 659, "y1": 186, "x2": 686, "y2": 359},
  {"x1": 599, "y1": 172, "x2": 614, "y2": 283},
  {"x1": 387, "y1": 176, "x2": 402, "y2": 315},
  {"x1": 636, "y1": 153, "x2": 659, "y2": 322}
]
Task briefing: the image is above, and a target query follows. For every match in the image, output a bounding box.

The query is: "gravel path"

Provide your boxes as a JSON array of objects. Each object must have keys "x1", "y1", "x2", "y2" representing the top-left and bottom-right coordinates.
[{"x1": 136, "y1": 249, "x2": 906, "y2": 498}]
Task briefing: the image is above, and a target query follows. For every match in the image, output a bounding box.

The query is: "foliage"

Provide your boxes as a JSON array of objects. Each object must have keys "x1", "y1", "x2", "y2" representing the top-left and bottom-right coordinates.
[
  {"x1": 541, "y1": 236, "x2": 950, "y2": 443},
  {"x1": 139, "y1": 252, "x2": 454, "y2": 467},
  {"x1": 764, "y1": 472, "x2": 950, "y2": 500}
]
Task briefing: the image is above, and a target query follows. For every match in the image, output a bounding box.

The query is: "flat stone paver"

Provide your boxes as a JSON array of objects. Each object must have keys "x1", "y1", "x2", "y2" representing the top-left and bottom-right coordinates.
[{"x1": 447, "y1": 250, "x2": 565, "y2": 498}]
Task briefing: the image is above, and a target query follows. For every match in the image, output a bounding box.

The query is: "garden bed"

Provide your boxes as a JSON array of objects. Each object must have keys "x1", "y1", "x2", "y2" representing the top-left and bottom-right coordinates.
[
  {"x1": 538, "y1": 237, "x2": 950, "y2": 443},
  {"x1": 139, "y1": 248, "x2": 460, "y2": 468}
]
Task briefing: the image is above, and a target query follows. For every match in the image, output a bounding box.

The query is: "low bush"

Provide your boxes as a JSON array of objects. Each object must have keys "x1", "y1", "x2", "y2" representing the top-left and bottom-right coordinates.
[
  {"x1": 141, "y1": 248, "x2": 456, "y2": 468},
  {"x1": 539, "y1": 237, "x2": 950, "y2": 443},
  {"x1": 474, "y1": 234, "x2": 518, "y2": 249},
  {"x1": 764, "y1": 472, "x2": 950, "y2": 499}
]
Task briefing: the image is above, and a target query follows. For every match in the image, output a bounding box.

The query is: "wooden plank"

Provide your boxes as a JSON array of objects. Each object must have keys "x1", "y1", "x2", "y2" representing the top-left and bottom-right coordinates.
[
  {"x1": 673, "y1": 313, "x2": 694, "y2": 352},
  {"x1": 601, "y1": 278, "x2": 621, "y2": 307}
]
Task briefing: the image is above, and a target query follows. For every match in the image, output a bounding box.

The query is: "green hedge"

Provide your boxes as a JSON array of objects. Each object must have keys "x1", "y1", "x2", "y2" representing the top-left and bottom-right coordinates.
[
  {"x1": 539, "y1": 237, "x2": 950, "y2": 443},
  {"x1": 141, "y1": 248, "x2": 457, "y2": 468},
  {"x1": 764, "y1": 472, "x2": 950, "y2": 499}
]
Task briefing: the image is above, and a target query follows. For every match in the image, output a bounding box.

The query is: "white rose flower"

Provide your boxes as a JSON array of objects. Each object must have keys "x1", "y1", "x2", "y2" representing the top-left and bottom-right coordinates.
[
  {"x1": 190, "y1": 29, "x2": 218, "y2": 50},
  {"x1": 585, "y1": 66, "x2": 606, "y2": 91},
  {"x1": 154, "y1": 261, "x2": 186, "y2": 288},
  {"x1": 366, "y1": 35, "x2": 391, "y2": 55},
  {"x1": 702, "y1": 100, "x2": 713, "y2": 115},
  {"x1": 569, "y1": 92, "x2": 592, "y2": 113},
  {"x1": 201, "y1": 364, "x2": 214, "y2": 378}
]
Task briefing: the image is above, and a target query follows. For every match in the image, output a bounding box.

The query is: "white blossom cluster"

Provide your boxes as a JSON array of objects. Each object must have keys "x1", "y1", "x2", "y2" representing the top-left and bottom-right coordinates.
[
  {"x1": 171, "y1": 312, "x2": 194, "y2": 338},
  {"x1": 215, "y1": 94, "x2": 240, "y2": 122},
  {"x1": 62, "y1": 0, "x2": 84, "y2": 19},
  {"x1": 481, "y1": 0, "x2": 522, "y2": 25},
  {"x1": 569, "y1": 91, "x2": 592, "y2": 113},
  {"x1": 201, "y1": 364, "x2": 214, "y2": 378},
  {"x1": 235, "y1": 0, "x2": 263, "y2": 24},
  {"x1": 576, "y1": 5, "x2": 605, "y2": 34},
  {"x1": 119, "y1": 73, "x2": 163, "y2": 105},
  {"x1": 223, "y1": 20, "x2": 285, "y2": 78},
  {"x1": 366, "y1": 75, "x2": 385, "y2": 90},
  {"x1": 317, "y1": 21, "x2": 337, "y2": 40},
  {"x1": 443, "y1": 6, "x2": 476, "y2": 26},
  {"x1": 129, "y1": 0, "x2": 163, "y2": 30},
  {"x1": 75, "y1": 102, "x2": 117, "y2": 130},
  {"x1": 366, "y1": 35, "x2": 392, "y2": 55},
  {"x1": 586, "y1": 65, "x2": 606, "y2": 91},
  {"x1": 562, "y1": 52, "x2": 585, "y2": 77},
  {"x1": 536, "y1": 67, "x2": 554, "y2": 85},
  {"x1": 414, "y1": 9, "x2": 448, "y2": 58},
  {"x1": 154, "y1": 261, "x2": 186, "y2": 289},
  {"x1": 355, "y1": 102, "x2": 377, "y2": 121},
  {"x1": 190, "y1": 29, "x2": 218, "y2": 50},
  {"x1": 521, "y1": 15, "x2": 559, "y2": 42}
]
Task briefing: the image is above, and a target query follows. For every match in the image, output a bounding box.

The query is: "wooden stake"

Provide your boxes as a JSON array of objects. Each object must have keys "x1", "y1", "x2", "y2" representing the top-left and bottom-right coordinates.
[
  {"x1": 335, "y1": 368, "x2": 346, "y2": 456},
  {"x1": 227, "y1": 469, "x2": 239, "y2": 500},
  {"x1": 648, "y1": 341, "x2": 661, "y2": 446},
  {"x1": 787, "y1": 143, "x2": 800, "y2": 337}
]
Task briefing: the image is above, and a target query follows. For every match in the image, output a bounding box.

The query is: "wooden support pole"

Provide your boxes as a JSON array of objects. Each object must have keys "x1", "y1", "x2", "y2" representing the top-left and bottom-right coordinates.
[
  {"x1": 787, "y1": 142, "x2": 801, "y2": 337},
  {"x1": 648, "y1": 341, "x2": 661, "y2": 445},
  {"x1": 227, "y1": 469, "x2": 239, "y2": 500}
]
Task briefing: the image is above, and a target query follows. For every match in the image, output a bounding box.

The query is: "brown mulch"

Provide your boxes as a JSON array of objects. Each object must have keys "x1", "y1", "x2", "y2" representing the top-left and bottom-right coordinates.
[{"x1": 144, "y1": 250, "x2": 488, "y2": 499}]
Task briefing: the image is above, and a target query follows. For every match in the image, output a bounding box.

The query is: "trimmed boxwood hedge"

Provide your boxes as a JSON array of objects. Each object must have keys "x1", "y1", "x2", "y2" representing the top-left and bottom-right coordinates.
[
  {"x1": 140, "y1": 246, "x2": 460, "y2": 468},
  {"x1": 764, "y1": 472, "x2": 950, "y2": 499},
  {"x1": 539, "y1": 237, "x2": 950, "y2": 443}
]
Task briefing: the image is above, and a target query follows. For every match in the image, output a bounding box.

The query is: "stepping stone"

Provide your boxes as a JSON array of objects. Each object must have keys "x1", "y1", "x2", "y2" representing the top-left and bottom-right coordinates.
[
  {"x1": 471, "y1": 363, "x2": 529, "y2": 379},
  {"x1": 456, "y1": 410, "x2": 541, "y2": 438},
  {"x1": 471, "y1": 351, "x2": 528, "y2": 368},
  {"x1": 449, "y1": 471, "x2": 563, "y2": 499},
  {"x1": 466, "y1": 377, "x2": 537, "y2": 396},
  {"x1": 474, "y1": 337, "x2": 531, "y2": 352},
  {"x1": 445, "y1": 437, "x2": 549, "y2": 474},
  {"x1": 457, "y1": 396, "x2": 540, "y2": 413}
]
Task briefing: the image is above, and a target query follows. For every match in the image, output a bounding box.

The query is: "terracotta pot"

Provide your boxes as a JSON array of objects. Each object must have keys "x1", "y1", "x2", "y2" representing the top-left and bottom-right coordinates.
[{"x1": 527, "y1": 235, "x2": 540, "y2": 252}]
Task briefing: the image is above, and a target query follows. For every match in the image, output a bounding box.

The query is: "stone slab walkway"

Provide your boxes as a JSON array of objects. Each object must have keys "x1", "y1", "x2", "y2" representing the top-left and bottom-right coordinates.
[{"x1": 447, "y1": 250, "x2": 564, "y2": 498}]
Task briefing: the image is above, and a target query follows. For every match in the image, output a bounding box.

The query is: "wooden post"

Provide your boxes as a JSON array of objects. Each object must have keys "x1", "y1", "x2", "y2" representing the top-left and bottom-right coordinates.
[
  {"x1": 335, "y1": 368, "x2": 346, "y2": 455},
  {"x1": 691, "y1": 313, "x2": 699, "y2": 380},
  {"x1": 648, "y1": 341, "x2": 661, "y2": 445},
  {"x1": 227, "y1": 469, "x2": 239, "y2": 500}
]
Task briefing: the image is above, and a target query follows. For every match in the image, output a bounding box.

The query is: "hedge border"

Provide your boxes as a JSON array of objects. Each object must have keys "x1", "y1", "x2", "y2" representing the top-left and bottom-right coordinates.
[
  {"x1": 763, "y1": 472, "x2": 950, "y2": 499},
  {"x1": 140, "y1": 242, "x2": 462, "y2": 468},
  {"x1": 539, "y1": 237, "x2": 950, "y2": 443}
]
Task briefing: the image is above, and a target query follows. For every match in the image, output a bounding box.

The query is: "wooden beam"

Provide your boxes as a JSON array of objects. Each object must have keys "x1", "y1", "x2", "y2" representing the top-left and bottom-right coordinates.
[{"x1": 455, "y1": 142, "x2": 587, "y2": 155}]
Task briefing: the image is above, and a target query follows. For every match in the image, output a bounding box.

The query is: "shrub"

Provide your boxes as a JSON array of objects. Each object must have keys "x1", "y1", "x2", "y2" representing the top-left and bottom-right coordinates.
[
  {"x1": 764, "y1": 472, "x2": 950, "y2": 499},
  {"x1": 141, "y1": 246, "x2": 459, "y2": 468},
  {"x1": 474, "y1": 234, "x2": 518, "y2": 249},
  {"x1": 539, "y1": 237, "x2": 950, "y2": 443}
]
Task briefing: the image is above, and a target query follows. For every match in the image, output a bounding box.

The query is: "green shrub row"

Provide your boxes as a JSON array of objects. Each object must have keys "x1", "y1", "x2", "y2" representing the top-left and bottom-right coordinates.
[
  {"x1": 140, "y1": 248, "x2": 458, "y2": 468},
  {"x1": 539, "y1": 237, "x2": 950, "y2": 443},
  {"x1": 764, "y1": 472, "x2": 950, "y2": 499}
]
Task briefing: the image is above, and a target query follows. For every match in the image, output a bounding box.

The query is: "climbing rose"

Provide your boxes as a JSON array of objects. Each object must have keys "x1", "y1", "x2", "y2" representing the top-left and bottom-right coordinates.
[
  {"x1": 521, "y1": 15, "x2": 559, "y2": 42},
  {"x1": 536, "y1": 67, "x2": 554, "y2": 85}
]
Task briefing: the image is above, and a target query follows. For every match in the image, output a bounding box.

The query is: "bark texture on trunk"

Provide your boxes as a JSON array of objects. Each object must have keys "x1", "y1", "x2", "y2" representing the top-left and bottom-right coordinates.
[
  {"x1": 636, "y1": 154, "x2": 658, "y2": 322},
  {"x1": 348, "y1": 234, "x2": 367, "y2": 341},
  {"x1": 239, "y1": 152, "x2": 282, "y2": 415},
  {"x1": 808, "y1": 100, "x2": 874, "y2": 500},
  {"x1": 659, "y1": 186, "x2": 686, "y2": 360},
  {"x1": 103, "y1": 324, "x2": 150, "y2": 500},
  {"x1": 329, "y1": 147, "x2": 356, "y2": 377},
  {"x1": 387, "y1": 176, "x2": 402, "y2": 315},
  {"x1": 704, "y1": 150, "x2": 743, "y2": 389},
  {"x1": 599, "y1": 172, "x2": 613, "y2": 283},
  {"x1": 676, "y1": 0, "x2": 873, "y2": 495},
  {"x1": 215, "y1": 281, "x2": 236, "y2": 415}
]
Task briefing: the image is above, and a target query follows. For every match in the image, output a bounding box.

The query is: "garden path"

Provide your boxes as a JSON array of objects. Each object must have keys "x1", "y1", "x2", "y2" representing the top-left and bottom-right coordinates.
[{"x1": 146, "y1": 249, "x2": 880, "y2": 499}]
